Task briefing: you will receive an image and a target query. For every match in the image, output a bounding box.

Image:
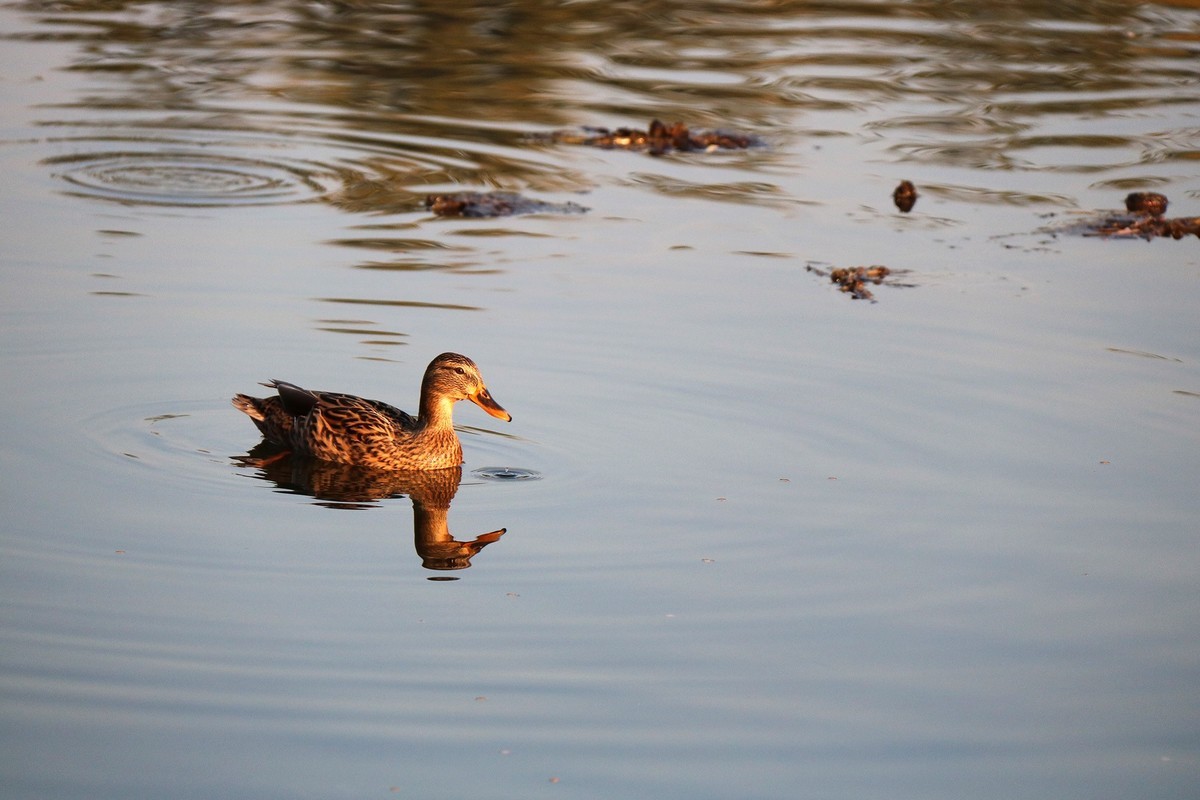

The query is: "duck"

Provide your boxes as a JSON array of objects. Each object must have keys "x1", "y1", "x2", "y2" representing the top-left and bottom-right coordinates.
[{"x1": 232, "y1": 352, "x2": 510, "y2": 471}]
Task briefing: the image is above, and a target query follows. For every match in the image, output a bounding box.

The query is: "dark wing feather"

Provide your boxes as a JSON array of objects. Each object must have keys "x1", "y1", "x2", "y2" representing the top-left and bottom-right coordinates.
[{"x1": 269, "y1": 380, "x2": 321, "y2": 416}]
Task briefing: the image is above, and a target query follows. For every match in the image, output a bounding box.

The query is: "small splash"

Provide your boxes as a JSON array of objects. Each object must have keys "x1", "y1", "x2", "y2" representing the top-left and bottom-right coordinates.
[{"x1": 472, "y1": 466, "x2": 541, "y2": 481}]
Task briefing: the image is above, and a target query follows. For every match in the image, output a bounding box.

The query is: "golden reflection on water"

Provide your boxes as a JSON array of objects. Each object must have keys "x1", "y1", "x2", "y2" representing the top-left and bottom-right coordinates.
[
  {"x1": 236, "y1": 453, "x2": 507, "y2": 572},
  {"x1": 15, "y1": 0, "x2": 1199, "y2": 217}
]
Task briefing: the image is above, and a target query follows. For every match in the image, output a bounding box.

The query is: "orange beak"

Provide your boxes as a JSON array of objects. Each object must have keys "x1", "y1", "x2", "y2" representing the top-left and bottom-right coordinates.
[{"x1": 470, "y1": 387, "x2": 511, "y2": 422}]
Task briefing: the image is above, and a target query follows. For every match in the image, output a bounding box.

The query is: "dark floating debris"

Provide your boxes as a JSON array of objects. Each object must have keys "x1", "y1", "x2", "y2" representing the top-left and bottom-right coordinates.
[
  {"x1": 425, "y1": 191, "x2": 588, "y2": 218},
  {"x1": 1124, "y1": 191, "x2": 1168, "y2": 217},
  {"x1": 1075, "y1": 193, "x2": 1199, "y2": 240},
  {"x1": 534, "y1": 118, "x2": 763, "y2": 155},
  {"x1": 892, "y1": 180, "x2": 918, "y2": 213},
  {"x1": 1043, "y1": 193, "x2": 1199, "y2": 240},
  {"x1": 806, "y1": 265, "x2": 914, "y2": 302},
  {"x1": 1092, "y1": 215, "x2": 1200, "y2": 240}
]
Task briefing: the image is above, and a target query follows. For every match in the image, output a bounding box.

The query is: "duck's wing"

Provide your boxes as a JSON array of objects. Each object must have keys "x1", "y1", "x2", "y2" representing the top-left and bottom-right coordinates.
[
  {"x1": 242, "y1": 382, "x2": 419, "y2": 462},
  {"x1": 298, "y1": 391, "x2": 416, "y2": 459},
  {"x1": 268, "y1": 380, "x2": 321, "y2": 416},
  {"x1": 262, "y1": 381, "x2": 416, "y2": 429},
  {"x1": 357, "y1": 397, "x2": 419, "y2": 431}
]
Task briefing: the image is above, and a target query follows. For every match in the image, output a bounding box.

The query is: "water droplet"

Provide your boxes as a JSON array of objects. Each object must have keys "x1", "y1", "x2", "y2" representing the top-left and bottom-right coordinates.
[{"x1": 472, "y1": 466, "x2": 541, "y2": 481}]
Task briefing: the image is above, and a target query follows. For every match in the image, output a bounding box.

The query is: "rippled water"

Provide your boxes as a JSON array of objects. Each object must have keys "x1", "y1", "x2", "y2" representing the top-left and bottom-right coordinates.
[{"x1": 2, "y1": 1, "x2": 1199, "y2": 798}]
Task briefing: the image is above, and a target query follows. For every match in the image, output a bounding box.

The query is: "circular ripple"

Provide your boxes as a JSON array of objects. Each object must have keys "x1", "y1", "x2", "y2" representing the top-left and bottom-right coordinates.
[
  {"x1": 78, "y1": 398, "x2": 258, "y2": 496},
  {"x1": 471, "y1": 466, "x2": 542, "y2": 481},
  {"x1": 44, "y1": 150, "x2": 335, "y2": 207}
]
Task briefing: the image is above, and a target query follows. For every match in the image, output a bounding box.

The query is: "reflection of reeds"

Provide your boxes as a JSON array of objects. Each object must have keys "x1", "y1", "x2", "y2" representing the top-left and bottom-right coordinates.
[{"x1": 316, "y1": 297, "x2": 483, "y2": 311}]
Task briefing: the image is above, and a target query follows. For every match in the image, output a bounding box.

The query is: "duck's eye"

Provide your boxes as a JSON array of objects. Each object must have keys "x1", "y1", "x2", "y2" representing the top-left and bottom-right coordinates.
[{"x1": 454, "y1": 367, "x2": 465, "y2": 375}]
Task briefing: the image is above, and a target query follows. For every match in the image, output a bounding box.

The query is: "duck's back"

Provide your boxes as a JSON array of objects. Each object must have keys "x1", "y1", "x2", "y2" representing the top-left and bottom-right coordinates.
[{"x1": 289, "y1": 391, "x2": 417, "y2": 467}]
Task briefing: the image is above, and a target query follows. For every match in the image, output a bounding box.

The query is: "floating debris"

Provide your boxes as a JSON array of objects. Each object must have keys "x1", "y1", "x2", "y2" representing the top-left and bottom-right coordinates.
[
  {"x1": 425, "y1": 191, "x2": 588, "y2": 218},
  {"x1": 1045, "y1": 193, "x2": 1199, "y2": 240},
  {"x1": 1124, "y1": 191, "x2": 1168, "y2": 217},
  {"x1": 806, "y1": 264, "x2": 914, "y2": 302},
  {"x1": 892, "y1": 180, "x2": 918, "y2": 213},
  {"x1": 1089, "y1": 214, "x2": 1200, "y2": 240},
  {"x1": 830, "y1": 266, "x2": 891, "y2": 301},
  {"x1": 534, "y1": 118, "x2": 762, "y2": 155}
]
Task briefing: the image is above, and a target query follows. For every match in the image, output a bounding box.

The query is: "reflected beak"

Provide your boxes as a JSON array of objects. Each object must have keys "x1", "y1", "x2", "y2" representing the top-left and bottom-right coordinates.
[{"x1": 470, "y1": 387, "x2": 511, "y2": 422}]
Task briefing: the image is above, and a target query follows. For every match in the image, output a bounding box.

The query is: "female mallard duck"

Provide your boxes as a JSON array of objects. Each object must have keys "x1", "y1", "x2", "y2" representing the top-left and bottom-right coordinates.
[{"x1": 232, "y1": 352, "x2": 510, "y2": 471}]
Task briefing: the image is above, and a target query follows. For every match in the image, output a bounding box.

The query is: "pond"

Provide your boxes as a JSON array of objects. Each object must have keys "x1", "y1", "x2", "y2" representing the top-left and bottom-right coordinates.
[{"x1": 1, "y1": 1, "x2": 1198, "y2": 798}]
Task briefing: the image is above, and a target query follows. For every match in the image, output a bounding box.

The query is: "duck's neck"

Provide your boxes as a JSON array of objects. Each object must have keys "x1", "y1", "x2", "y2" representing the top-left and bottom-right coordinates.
[{"x1": 418, "y1": 386, "x2": 456, "y2": 432}]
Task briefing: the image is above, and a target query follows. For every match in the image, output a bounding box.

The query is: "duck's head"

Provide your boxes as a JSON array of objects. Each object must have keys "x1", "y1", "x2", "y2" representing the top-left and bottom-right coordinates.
[{"x1": 424, "y1": 352, "x2": 512, "y2": 422}]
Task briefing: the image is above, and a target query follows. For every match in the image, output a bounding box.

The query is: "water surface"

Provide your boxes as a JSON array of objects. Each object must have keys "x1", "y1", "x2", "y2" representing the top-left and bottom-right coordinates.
[{"x1": 2, "y1": 2, "x2": 1199, "y2": 798}]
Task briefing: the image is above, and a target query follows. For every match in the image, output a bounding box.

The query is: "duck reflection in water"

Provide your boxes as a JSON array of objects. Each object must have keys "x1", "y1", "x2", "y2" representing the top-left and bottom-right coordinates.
[{"x1": 237, "y1": 445, "x2": 505, "y2": 571}]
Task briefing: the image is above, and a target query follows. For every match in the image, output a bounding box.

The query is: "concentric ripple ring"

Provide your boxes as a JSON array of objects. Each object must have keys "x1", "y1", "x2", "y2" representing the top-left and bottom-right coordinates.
[{"x1": 44, "y1": 149, "x2": 335, "y2": 207}]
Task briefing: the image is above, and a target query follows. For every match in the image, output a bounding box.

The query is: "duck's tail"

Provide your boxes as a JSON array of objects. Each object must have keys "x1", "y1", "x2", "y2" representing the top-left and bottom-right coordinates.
[
  {"x1": 232, "y1": 391, "x2": 295, "y2": 444},
  {"x1": 231, "y1": 393, "x2": 265, "y2": 421}
]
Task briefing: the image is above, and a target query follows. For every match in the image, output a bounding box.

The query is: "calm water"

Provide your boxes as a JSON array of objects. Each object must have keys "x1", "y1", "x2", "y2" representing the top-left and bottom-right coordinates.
[{"x1": 2, "y1": 1, "x2": 1199, "y2": 798}]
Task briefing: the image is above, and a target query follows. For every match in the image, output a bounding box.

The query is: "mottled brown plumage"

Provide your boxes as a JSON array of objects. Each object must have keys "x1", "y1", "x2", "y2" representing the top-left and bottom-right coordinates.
[{"x1": 232, "y1": 352, "x2": 510, "y2": 470}]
